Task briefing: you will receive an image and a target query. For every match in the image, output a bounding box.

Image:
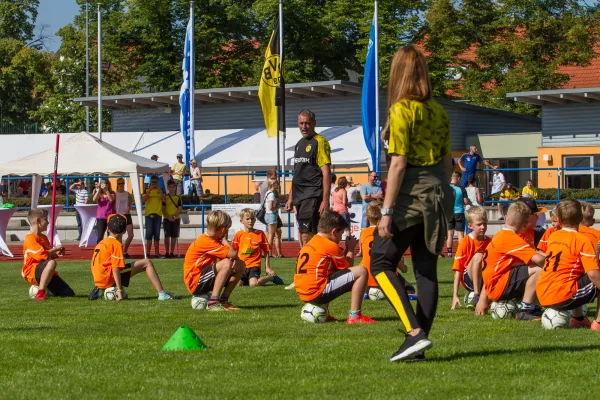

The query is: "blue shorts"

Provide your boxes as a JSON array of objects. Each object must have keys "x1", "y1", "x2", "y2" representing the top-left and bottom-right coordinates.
[
  {"x1": 265, "y1": 212, "x2": 278, "y2": 225},
  {"x1": 145, "y1": 214, "x2": 162, "y2": 241},
  {"x1": 463, "y1": 269, "x2": 474, "y2": 292}
]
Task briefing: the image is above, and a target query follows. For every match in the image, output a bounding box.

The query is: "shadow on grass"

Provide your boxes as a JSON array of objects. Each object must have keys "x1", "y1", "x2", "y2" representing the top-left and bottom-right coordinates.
[
  {"x1": 431, "y1": 345, "x2": 600, "y2": 362},
  {"x1": 0, "y1": 325, "x2": 53, "y2": 332},
  {"x1": 243, "y1": 304, "x2": 299, "y2": 310}
]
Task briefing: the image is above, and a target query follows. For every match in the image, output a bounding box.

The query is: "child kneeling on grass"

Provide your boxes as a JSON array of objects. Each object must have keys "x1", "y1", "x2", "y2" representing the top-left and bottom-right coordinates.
[
  {"x1": 232, "y1": 208, "x2": 284, "y2": 286},
  {"x1": 184, "y1": 210, "x2": 245, "y2": 311},
  {"x1": 535, "y1": 200, "x2": 600, "y2": 329},
  {"x1": 451, "y1": 206, "x2": 491, "y2": 310},
  {"x1": 294, "y1": 210, "x2": 376, "y2": 324},
  {"x1": 22, "y1": 208, "x2": 75, "y2": 301},
  {"x1": 475, "y1": 201, "x2": 546, "y2": 320},
  {"x1": 90, "y1": 214, "x2": 180, "y2": 301}
]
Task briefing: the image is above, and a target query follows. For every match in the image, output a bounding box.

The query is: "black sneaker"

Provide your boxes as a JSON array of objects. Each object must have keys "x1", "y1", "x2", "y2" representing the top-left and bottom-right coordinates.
[
  {"x1": 390, "y1": 331, "x2": 432, "y2": 362},
  {"x1": 516, "y1": 310, "x2": 541, "y2": 321},
  {"x1": 123, "y1": 252, "x2": 130, "y2": 259},
  {"x1": 88, "y1": 286, "x2": 101, "y2": 300},
  {"x1": 406, "y1": 353, "x2": 426, "y2": 362}
]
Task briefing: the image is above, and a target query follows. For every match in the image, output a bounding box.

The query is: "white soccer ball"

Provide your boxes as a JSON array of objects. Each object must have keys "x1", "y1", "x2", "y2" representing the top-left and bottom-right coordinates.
[
  {"x1": 490, "y1": 300, "x2": 518, "y2": 320},
  {"x1": 301, "y1": 303, "x2": 328, "y2": 323},
  {"x1": 542, "y1": 308, "x2": 571, "y2": 330},
  {"x1": 191, "y1": 294, "x2": 210, "y2": 310},
  {"x1": 567, "y1": 304, "x2": 588, "y2": 317},
  {"x1": 103, "y1": 287, "x2": 125, "y2": 301},
  {"x1": 29, "y1": 285, "x2": 39, "y2": 299},
  {"x1": 463, "y1": 291, "x2": 475, "y2": 307},
  {"x1": 368, "y1": 287, "x2": 386, "y2": 301}
]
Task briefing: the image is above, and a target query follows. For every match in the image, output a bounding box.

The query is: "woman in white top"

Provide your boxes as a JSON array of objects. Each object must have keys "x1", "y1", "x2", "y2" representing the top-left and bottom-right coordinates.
[
  {"x1": 115, "y1": 178, "x2": 134, "y2": 257},
  {"x1": 189, "y1": 159, "x2": 203, "y2": 200},
  {"x1": 465, "y1": 175, "x2": 483, "y2": 234},
  {"x1": 264, "y1": 179, "x2": 280, "y2": 256}
]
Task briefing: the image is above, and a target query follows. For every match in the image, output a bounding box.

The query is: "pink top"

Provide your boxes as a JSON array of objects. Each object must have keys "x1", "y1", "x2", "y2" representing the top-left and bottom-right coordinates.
[
  {"x1": 332, "y1": 188, "x2": 348, "y2": 214},
  {"x1": 96, "y1": 195, "x2": 115, "y2": 219}
]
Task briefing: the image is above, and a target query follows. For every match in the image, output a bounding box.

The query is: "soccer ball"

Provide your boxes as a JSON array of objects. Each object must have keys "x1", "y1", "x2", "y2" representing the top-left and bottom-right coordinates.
[
  {"x1": 368, "y1": 287, "x2": 386, "y2": 301},
  {"x1": 490, "y1": 300, "x2": 518, "y2": 320},
  {"x1": 542, "y1": 308, "x2": 571, "y2": 330},
  {"x1": 568, "y1": 304, "x2": 588, "y2": 317},
  {"x1": 463, "y1": 291, "x2": 475, "y2": 307},
  {"x1": 103, "y1": 287, "x2": 126, "y2": 301},
  {"x1": 29, "y1": 285, "x2": 39, "y2": 299},
  {"x1": 300, "y1": 303, "x2": 328, "y2": 323},
  {"x1": 191, "y1": 294, "x2": 209, "y2": 310}
]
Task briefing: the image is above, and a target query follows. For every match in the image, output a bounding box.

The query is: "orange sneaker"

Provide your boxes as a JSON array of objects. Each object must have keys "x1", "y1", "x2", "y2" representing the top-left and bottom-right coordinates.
[
  {"x1": 220, "y1": 301, "x2": 241, "y2": 311},
  {"x1": 570, "y1": 317, "x2": 591, "y2": 329},
  {"x1": 346, "y1": 313, "x2": 377, "y2": 325},
  {"x1": 591, "y1": 320, "x2": 600, "y2": 331},
  {"x1": 35, "y1": 289, "x2": 47, "y2": 301}
]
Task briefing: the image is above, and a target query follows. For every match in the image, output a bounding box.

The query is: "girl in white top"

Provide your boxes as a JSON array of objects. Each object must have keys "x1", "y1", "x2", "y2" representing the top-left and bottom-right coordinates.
[
  {"x1": 115, "y1": 178, "x2": 134, "y2": 257},
  {"x1": 265, "y1": 179, "x2": 280, "y2": 256},
  {"x1": 465, "y1": 175, "x2": 482, "y2": 211}
]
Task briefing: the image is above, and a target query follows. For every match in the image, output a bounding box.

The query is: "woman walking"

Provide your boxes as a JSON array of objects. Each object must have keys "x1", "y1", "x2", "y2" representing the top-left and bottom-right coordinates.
[
  {"x1": 115, "y1": 178, "x2": 134, "y2": 258},
  {"x1": 264, "y1": 179, "x2": 280, "y2": 256},
  {"x1": 93, "y1": 180, "x2": 116, "y2": 240},
  {"x1": 370, "y1": 45, "x2": 454, "y2": 362}
]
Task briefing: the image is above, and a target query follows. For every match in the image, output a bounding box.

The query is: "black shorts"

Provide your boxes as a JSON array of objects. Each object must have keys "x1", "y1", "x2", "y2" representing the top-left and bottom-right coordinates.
[
  {"x1": 310, "y1": 269, "x2": 356, "y2": 305},
  {"x1": 163, "y1": 218, "x2": 181, "y2": 238},
  {"x1": 296, "y1": 197, "x2": 321, "y2": 234},
  {"x1": 498, "y1": 264, "x2": 530, "y2": 301},
  {"x1": 124, "y1": 213, "x2": 133, "y2": 226},
  {"x1": 544, "y1": 275, "x2": 599, "y2": 310},
  {"x1": 34, "y1": 261, "x2": 75, "y2": 297},
  {"x1": 119, "y1": 263, "x2": 133, "y2": 287},
  {"x1": 449, "y1": 213, "x2": 465, "y2": 231},
  {"x1": 241, "y1": 266, "x2": 261, "y2": 286},
  {"x1": 192, "y1": 263, "x2": 217, "y2": 296}
]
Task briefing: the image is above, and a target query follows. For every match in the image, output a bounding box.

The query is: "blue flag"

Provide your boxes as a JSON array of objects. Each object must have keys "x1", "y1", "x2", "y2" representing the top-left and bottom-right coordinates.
[
  {"x1": 361, "y1": 18, "x2": 377, "y2": 171},
  {"x1": 179, "y1": 17, "x2": 192, "y2": 168}
]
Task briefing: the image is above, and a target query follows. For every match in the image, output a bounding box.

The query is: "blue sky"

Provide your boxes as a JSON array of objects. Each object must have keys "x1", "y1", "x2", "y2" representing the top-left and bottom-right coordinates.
[{"x1": 35, "y1": 0, "x2": 80, "y2": 52}]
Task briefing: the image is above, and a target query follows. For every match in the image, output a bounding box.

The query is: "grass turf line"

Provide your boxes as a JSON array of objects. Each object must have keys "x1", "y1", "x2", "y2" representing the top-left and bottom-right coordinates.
[{"x1": 0, "y1": 257, "x2": 598, "y2": 399}]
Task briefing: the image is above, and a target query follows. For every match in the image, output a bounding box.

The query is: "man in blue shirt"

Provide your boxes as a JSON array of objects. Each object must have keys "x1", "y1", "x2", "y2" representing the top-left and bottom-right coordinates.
[
  {"x1": 359, "y1": 171, "x2": 383, "y2": 228},
  {"x1": 446, "y1": 172, "x2": 470, "y2": 258},
  {"x1": 458, "y1": 144, "x2": 496, "y2": 187}
]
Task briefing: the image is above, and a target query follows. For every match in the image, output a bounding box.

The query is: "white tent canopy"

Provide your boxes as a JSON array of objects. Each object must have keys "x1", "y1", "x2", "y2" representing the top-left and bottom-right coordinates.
[{"x1": 0, "y1": 132, "x2": 171, "y2": 258}]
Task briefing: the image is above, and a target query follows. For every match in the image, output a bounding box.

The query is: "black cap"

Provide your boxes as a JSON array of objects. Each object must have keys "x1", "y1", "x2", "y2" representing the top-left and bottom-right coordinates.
[
  {"x1": 516, "y1": 197, "x2": 547, "y2": 215},
  {"x1": 107, "y1": 214, "x2": 127, "y2": 235}
]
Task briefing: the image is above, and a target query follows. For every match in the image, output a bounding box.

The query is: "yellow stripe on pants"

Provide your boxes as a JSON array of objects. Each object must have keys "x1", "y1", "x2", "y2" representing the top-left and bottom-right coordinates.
[{"x1": 375, "y1": 272, "x2": 413, "y2": 331}]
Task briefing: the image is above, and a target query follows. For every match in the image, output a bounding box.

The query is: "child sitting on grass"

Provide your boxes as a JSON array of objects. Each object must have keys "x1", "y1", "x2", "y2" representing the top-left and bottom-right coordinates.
[
  {"x1": 22, "y1": 208, "x2": 74, "y2": 301},
  {"x1": 232, "y1": 208, "x2": 284, "y2": 286},
  {"x1": 535, "y1": 200, "x2": 600, "y2": 329},
  {"x1": 476, "y1": 201, "x2": 546, "y2": 320},
  {"x1": 451, "y1": 206, "x2": 491, "y2": 310},
  {"x1": 578, "y1": 202, "x2": 600, "y2": 254},
  {"x1": 294, "y1": 210, "x2": 376, "y2": 324},
  {"x1": 537, "y1": 208, "x2": 560, "y2": 253},
  {"x1": 184, "y1": 210, "x2": 246, "y2": 311},
  {"x1": 89, "y1": 214, "x2": 180, "y2": 301}
]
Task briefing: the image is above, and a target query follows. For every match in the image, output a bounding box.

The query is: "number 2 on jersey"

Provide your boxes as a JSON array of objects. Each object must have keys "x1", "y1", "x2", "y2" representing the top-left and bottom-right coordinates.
[{"x1": 296, "y1": 253, "x2": 309, "y2": 274}]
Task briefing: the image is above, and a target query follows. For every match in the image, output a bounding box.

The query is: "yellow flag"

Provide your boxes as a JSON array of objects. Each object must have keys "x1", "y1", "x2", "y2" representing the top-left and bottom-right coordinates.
[{"x1": 258, "y1": 24, "x2": 281, "y2": 138}]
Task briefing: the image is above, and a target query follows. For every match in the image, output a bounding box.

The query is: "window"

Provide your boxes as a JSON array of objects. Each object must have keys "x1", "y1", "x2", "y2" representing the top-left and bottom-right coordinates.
[
  {"x1": 499, "y1": 159, "x2": 519, "y2": 188},
  {"x1": 563, "y1": 155, "x2": 600, "y2": 188},
  {"x1": 530, "y1": 159, "x2": 538, "y2": 188}
]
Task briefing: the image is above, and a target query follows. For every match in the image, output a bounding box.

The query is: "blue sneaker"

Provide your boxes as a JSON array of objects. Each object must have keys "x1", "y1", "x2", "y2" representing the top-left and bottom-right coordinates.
[
  {"x1": 408, "y1": 293, "x2": 418, "y2": 301},
  {"x1": 272, "y1": 275, "x2": 285, "y2": 285},
  {"x1": 363, "y1": 292, "x2": 369, "y2": 300}
]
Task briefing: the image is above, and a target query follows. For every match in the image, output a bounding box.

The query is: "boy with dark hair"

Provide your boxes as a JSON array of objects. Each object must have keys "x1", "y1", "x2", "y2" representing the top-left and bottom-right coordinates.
[
  {"x1": 446, "y1": 171, "x2": 470, "y2": 258},
  {"x1": 294, "y1": 210, "x2": 376, "y2": 324},
  {"x1": 22, "y1": 208, "x2": 75, "y2": 301},
  {"x1": 184, "y1": 210, "x2": 246, "y2": 311},
  {"x1": 90, "y1": 214, "x2": 179, "y2": 301},
  {"x1": 163, "y1": 179, "x2": 183, "y2": 258}
]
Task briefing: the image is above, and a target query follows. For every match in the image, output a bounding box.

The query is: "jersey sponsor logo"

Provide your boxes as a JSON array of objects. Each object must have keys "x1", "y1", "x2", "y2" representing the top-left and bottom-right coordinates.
[
  {"x1": 294, "y1": 157, "x2": 310, "y2": 163},
  {"x1": 305, "y1": 144, "x2": 312, "y2": 153},
  {"x1": 466, "y1": 156, "x2": 471, "y2": 162}
]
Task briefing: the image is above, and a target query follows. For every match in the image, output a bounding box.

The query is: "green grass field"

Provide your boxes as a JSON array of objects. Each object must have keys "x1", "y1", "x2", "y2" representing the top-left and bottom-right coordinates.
[{"x1": 1, "y1": 257, "x2": 599, "y2": 399}]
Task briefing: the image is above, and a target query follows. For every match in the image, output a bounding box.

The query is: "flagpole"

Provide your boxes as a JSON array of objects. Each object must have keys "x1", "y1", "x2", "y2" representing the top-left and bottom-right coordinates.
[
  {"x1": 85, "y1": 0, "x2": 90, "y2": 132},
  {"x1": 49, "y1": 135, "x2": 60, "y2": 247},
  {"x1": 189, "y1": 1, "x2": 195, "y2": 164},
  {"x1": 97, "y1": 2, "x2": 102, "y2": 142},
  {"x1": 374, "y1": 0, "x2": 380, "y2": 174},
  {"x1": 279, "y1": 0, "x2": 286, "y2": 194}
]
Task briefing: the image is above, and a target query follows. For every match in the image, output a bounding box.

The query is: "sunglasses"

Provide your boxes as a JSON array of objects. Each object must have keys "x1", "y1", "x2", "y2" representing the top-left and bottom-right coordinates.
[{"x1": 117, "y1": 182, "x2": 125, "y2": 185}]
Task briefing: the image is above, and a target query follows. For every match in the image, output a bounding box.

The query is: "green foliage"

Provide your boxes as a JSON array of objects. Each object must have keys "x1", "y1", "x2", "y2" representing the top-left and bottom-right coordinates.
[{"x1": 488, "y1": 188, "x2": 600, "y2": 202}]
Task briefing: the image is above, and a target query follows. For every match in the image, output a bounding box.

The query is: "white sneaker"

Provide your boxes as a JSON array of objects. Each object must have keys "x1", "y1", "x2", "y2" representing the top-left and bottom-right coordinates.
[{"x1": 284, "y1": 282, "x2": 296, "y2": 290}]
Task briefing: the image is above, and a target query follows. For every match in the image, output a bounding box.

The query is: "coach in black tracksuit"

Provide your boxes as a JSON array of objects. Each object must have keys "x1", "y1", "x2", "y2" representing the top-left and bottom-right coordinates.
[{"x1": 285, "y1": 110, "x2": 332, "y2": 249}]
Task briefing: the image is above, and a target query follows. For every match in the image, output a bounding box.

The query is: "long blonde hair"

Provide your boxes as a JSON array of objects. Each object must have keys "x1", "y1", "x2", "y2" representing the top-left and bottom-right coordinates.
[{"x1": 387, "y1": 45, "x2": 432, "y2": 109}]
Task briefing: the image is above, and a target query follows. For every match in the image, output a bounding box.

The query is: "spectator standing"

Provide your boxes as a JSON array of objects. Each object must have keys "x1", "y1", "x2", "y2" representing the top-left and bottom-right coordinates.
[
  {"x1": 144, "y1": 155, "x2": 166, "y2": 192},
  {"x1": 360, "y1": 171, "x2": 383, "y2": 228},
  {"x1": 93, "y1": 180, "x2": 115, "y2": 240},
  {"x1": 265, "y1": 179, "x2": 280, "y2": 256},
  {"x1": 346, "y1": 177, "x2": 360, "y2": 203},
  {"x1": 457, "y1": 144, "x2": 497, "y2": 187},
  {"x1": 115, "y1": 178, "x2": 134, "y2": 257},
  {"x1": 464, "y1": 175, "x2": 482, "y2": 234},
  {"x1": 171, "y1": 154, "x2": 189, "y2": 195},
  {"x1": 70, "y1": 179, "x2": 89, "y2": 241},
  {"x1": 142, "y1": 175, "x2": 166, "y2": 258},
  {"x1": 189, "y1": 159, "x2": 203, "y2": 201},
  {"x1": 332, "y1": 177, "x2": 351, "y2": 235},
  {"x1": 447, "y1": 172, "x2": 470, "y2": 257},
  {"x1": 330, "y1": 173, "x2": 338, "y2": 205},
  {"x1": 490, "y1": 169, "x2": 506, "y2": 217},
  {"x1": 163, "y1": 179, "x2": 183, "y2": 258},
  {"x1": 256, "y1": 169, "x2": 277, "y2": 204},
  {"x1": 40, "y1": 183, "x2": 49, "y2": 198}
]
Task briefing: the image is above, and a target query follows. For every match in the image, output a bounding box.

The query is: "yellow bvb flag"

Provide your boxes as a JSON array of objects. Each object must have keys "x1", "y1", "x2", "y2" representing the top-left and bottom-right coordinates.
[{"x1": 258, "y1": 23, "x2": 282, "y2": 138}]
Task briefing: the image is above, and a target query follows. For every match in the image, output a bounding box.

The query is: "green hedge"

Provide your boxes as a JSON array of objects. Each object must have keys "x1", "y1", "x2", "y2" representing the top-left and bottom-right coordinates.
[{"x1": 489, "y1": 188, "x2": 600, "y2": 202}]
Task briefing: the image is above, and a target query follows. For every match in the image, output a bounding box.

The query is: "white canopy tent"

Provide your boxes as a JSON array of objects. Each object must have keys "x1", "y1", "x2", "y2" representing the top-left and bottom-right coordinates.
[{"x1": 0, "y1": 132, "x2": 170, "y2": 258}]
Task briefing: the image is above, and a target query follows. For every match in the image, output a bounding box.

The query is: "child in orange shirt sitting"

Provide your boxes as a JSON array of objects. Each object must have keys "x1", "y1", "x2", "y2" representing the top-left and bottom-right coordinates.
[
  {"x1": 475, "y1": 201, "x2": 546, "y2": 320},
  {"x1": 22, "y1": 208, "x2": 74, "y2": 301},
  {"x1": 535, "y1": 200, "x2": 600, "y2": 329},
  {"x1": 294, "y1": 210, "x2": 376, "y2": 324},
  {"x1": 537, "y1": 208, "x2": 560, "y2": 253},
  {"x1": 232, "y1": 208, "x2": 284, "y2": 286},
  {"x1": 578, "y1": 202, "x2": 600, "y2": 255},
  {"x1": 184, "y1": 210, "x2": 245, "y2": 311},
  {"x1": 451, "y1": 206, "x2": 491, "y2": 310}
]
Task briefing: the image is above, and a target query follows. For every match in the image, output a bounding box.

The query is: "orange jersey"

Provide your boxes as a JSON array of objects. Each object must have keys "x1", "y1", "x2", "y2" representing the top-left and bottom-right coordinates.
[
  {"x1": 360, "y1": 226, "x2": 377, "y2": 286},
  {"x1": 232, "y1": 230, "x2": 269, "y2": 269},
  {"x1": 536, "y1": 228, "x2": 598, "y2": 306},
  {"x1": 453, "y1": 234, "x2": 491, "y2": 288},
  {"x1": 183, "y1": 234, "x2": 230, "y2": 294},
  {"x1": 294, "y1": 234, "x2": 348, "y2": 302},
  {"x1": 578, "y1": 225, "x2": 600, "y2": 251},
  {"x1": 22, "y1": 233, "x2": 51, "y2": 285},
  {"x1": 482, "y1": 228, "x2": 539, "y2": 301},
  {"x1": 537, "y1": 226, "x2": 556, "y2": 253},
  {"x1": 91, "y1": 236, "x2": 125, "y2": 289},
  {"x1": 519, "y1": 228, "x2": 535, "y2": 248}
]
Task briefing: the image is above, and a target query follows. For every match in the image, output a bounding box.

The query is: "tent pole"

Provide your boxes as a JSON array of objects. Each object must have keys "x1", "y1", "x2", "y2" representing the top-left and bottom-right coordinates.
[
  {"x1": 97, "y1": 2, "x2": 102, "y2": 142},
  {"x1": 130, "y1": 173, "x2": 147, "y2": 259}
]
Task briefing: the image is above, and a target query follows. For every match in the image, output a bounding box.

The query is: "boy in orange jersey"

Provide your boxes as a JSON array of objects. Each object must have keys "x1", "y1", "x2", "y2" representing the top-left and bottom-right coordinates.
[
  {"x1": 475, "y1": 201, "x2": 546, "y2": 320},
  {"x1": 537, "y1": 208, "x2": 560, "y2": 253},
  {"x1": 184, "y1": 210, "x2": 245, "y2": 311},
  {"x1": 294, "y1": 210, "x2": 376, "y2": 324},
  {"x1": 578, "y1": 202, "x2": 600, "y2": 255},
  {"x1": 535, "y1": 200, "x2": 600, "y2": 329},
  {"x1": 89, "y1": 214, "x2": 179, "y2": 301},
  {"x1": 22, "y1": 208, "x2": 74, "y2": 301},
  {"x1": 232, "y1": 208, "x2": 284, "y2": 286},
  {"x1": 451, "y1": 206, "x2": 491, "y2": 310}
]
